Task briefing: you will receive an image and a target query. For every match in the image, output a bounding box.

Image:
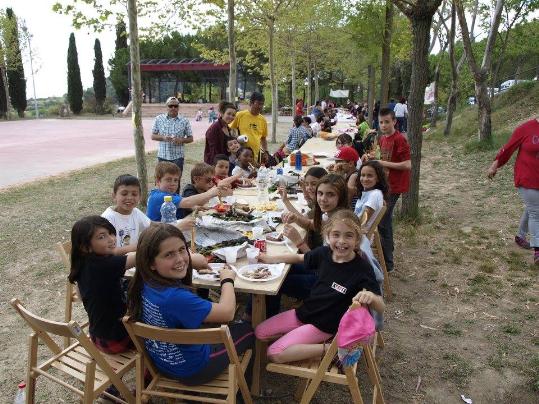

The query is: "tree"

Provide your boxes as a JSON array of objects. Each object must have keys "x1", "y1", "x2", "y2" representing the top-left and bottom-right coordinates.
[
  {"x1": 455, "y1": 0, "x2": 504, "y2": 142},
  {"x1": 127, "y1": 0, "x2": 148, "y2": 206},
  {"x1": 109, "y1": 21, "x2": 130, "y2": 106},
  {"x1": 227, "y1": 0, "x2": 237, "y2": 102},
  {"x1": 93, "y1": 38, "x2": 106, "y2": 114},
  {"x1": 67, "y1": 32, "x2": 83, "y2": 114},
  {"x1": 4, "y1": 8, "x2": 26, "y2": 118},
  {"x1": 0, "y1": 42, "x2": 7, "y2": 119},
  {"x1": 392, "y1": 0, "x2": 443, "y2": 218},
  {"x1": 380, "y1": 0, "x2": 393, "y2": 106}
]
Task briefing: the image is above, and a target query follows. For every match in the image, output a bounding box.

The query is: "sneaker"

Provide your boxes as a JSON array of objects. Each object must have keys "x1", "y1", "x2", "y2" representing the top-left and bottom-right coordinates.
[{"x1": 515, "y1": 235, "x2": 531, "y2": 250}]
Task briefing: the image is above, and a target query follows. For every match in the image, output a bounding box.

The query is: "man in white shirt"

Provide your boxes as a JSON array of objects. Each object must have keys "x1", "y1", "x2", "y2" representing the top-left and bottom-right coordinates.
[{"x1": 393, "y1": 97, "x2": 408, "y2": 132}]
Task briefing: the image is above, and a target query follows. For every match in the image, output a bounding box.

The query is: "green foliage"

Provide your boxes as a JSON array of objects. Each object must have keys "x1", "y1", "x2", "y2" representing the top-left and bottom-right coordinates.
[
  {"x1": 109, "y1": 21, "x2": 129, "y2": 106},
  {"x1": 4, "y1": 8, "x2": 26, "y2": 118},
  {"x1": 67, "y1": 32, "x2": 83, "y2": 114},
  {"x1": 93, "y1": 39, "x2": 106, "y2": 114},
  {"x1": 0, "y1": 48, "x2": 7, "y2": 118}
]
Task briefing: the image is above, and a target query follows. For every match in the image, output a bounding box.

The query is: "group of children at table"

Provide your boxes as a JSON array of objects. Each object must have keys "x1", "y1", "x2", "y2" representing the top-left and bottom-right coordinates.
[{"x1": 65, "y1": 106, "x2": 409, "y2": 392}]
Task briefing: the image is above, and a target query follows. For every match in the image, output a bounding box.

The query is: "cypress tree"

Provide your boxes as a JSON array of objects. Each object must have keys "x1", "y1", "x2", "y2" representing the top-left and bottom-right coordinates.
[
  {"x1": 0, "y1": 43, "x2": 7, "y2": 119},
  {"x1": 109, "y1": 21, "x2": 130, "y2": 106},
  {"x1": 67, "y1": 32, "x2": 83, "y2": 114},
  {"x1": 93, "y1": 39, "x2": 106, "y2": 114},
  {"x1": 5, "y1": 8, "x2": 26, "y2": 118}
]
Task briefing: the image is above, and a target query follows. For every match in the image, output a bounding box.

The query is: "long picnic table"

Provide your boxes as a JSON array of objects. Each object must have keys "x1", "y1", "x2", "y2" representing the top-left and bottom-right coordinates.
[{"x1": 192, "y1": 135, "x2": 340, "y2": 395}]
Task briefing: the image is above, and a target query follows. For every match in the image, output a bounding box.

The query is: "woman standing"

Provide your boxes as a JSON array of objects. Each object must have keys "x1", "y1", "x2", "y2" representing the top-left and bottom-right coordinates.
[
  {"x1": 394, "y1": 97, "x2": 408, "y2": 132},
  {"x1": 488, "y1": 117, "x2": 539, "y2": 264},
  {"x1": 203, "y1": 101, "x2": 237, "y2": 165}
]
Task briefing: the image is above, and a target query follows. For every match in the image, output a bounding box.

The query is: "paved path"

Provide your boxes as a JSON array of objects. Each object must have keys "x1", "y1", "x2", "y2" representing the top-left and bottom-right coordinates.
[{"x1": 0, "y1": 117, "x2": 213, "y2": 189}]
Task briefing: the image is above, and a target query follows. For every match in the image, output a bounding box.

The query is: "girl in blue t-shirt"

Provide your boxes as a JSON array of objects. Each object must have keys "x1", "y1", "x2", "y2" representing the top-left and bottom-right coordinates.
[
  {"x1": 127, "y1": 224, "x2": 253, "y2": 385},
  {"x1": 69, "y1": 216, "x2": 136, "y2": 353}
]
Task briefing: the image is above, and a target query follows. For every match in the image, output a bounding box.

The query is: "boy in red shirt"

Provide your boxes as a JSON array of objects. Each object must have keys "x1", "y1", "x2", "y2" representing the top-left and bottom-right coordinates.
[{"x1": 374, "y1": 107, "x2": 411, "y2": 272}]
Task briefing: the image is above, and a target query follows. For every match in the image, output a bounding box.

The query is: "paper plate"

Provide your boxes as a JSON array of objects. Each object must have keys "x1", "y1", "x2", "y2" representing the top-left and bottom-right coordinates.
[{"x1": 235, "y1": 263, "x2": 284, "y2": 282}]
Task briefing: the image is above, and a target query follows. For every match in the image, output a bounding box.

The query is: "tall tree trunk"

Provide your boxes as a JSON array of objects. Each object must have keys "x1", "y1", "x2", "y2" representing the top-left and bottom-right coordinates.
[
  {"x1": 127, "y1": 0, "x2": 148, "y2": 205},
  {"x1": 475, "y1": 74, "x2": 492, "y2": 142},
  {"x1": 268, "y1": 21, "x2": 278, "y2": 143},
  {"x1": 227, "y1": 0, "x2": 237, "y2": 102},
  {"x1": 380, "y1": 0, "x2": 393, "y2": 105},
  {"x1": 401, "y1": 15, "x2": 432, "y2": 219},
  {"x1": 306, "y1": 55, "x2": 312, "y2": 113},
  {"x1": 444, "y1": 2, "x2": 457, "y2": 136},
  {"x1": 314, "y1": 60, "x2": 319, "y2": 102},
  {"x1": 367, "y1": 65, "x2": 375, "y2": 127},
  {"x1": 291, "y1": 50, "x2": 296, "y2": 111}
]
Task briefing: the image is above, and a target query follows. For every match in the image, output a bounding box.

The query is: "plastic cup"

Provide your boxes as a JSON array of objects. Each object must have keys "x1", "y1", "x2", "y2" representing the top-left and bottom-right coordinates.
[
  {"x1": 252, "y1": 226, "x2": 264, "y2": 239},
  {"x1": 224, "y1": 249, "x2": 237, "y2": 264},
  {"x1": 246, "y1": 248, "x2": 260, "y2": 264}
]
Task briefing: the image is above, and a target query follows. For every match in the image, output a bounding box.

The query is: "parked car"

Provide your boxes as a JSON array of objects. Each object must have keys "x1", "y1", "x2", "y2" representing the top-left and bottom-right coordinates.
[
  {"x1": 499, "y1": 79, "x2": 527, "y2": 92},
  {"x1": 467, "y1": 96, "x2": 476, "y2": 105}
]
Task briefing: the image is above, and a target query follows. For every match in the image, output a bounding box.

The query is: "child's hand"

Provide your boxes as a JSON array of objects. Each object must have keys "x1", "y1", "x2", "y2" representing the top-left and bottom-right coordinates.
[
  {"x1": 283, "y1": 225, "x2": 302, "y2": 246},
  {"x1": 177, "y1": 216, "x2": 195, "y2": 231},
  {"x1": 278, "y1": 186, "x2": 288, "y2": 200},
  {"x1": 353, "y1": 290, "x2": 376, "y2": 305},
  {"x1": 219, "y1": 174, "x2": 241, "y2": 187},
  {"x1": 216, "y1": 184, "x2": 233, "y2": 197},
  {"x1": 220, "y1": 265, "x2": 236, "y2": 282},
  {"x1": 258, "y1": 253, "x2": 274, "y2": 264},
  {"x1": 282, "y1": 212, "x2": 297, "y2": 224}
]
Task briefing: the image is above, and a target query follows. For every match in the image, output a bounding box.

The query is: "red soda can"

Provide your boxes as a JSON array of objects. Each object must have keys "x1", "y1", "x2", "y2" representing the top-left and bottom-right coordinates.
[{"x1": 254, "y1": 238, "x2": 267, "y2": 253}]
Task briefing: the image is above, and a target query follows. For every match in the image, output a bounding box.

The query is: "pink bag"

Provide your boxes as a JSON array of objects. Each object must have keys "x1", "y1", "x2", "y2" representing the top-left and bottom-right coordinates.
[{"x1": 337, "y1": 306, "x2": 375, "y2": 349}]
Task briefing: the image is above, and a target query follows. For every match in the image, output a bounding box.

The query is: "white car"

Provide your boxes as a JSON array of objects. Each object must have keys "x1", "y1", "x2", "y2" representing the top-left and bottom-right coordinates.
[{"x1": 499, "y1": 80, "x2": 527, "y2": 92}]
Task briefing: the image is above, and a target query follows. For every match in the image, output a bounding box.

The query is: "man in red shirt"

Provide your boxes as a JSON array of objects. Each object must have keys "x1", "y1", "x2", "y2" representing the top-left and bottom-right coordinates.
[{"x1": 376, "y1": 107, "x2": 411, "y2": 272}]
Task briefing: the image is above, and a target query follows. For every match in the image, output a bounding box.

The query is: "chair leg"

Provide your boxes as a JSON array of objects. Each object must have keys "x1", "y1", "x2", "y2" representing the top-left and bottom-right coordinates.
[
  {"x1": 64, "y1": 283, "x2": 73, "y2": 348},
  {"x1": 136, "y1": 355, "x2": 144, "y2": 404},
  {"x1": 228, "y1": 364, "x2": 237, "y2": 404},
  {"x1": 344, "y1": 366, "x2": 364, "y2": 404},
  {"x1": 83, "y1": 360, "x2": 96, "y2": 404},
  {"x1": 363, "y1": 347, "x2": 384, "y2": 404},
  {"x1": 300, "y1": 342, "x2": 338, "y2": 404},
  {"x1": 26, "y1": 334, "x2": 38, "y2": 404},
  {"x1": 294, "y1": 379, "x2": 309, "y2": 402}
]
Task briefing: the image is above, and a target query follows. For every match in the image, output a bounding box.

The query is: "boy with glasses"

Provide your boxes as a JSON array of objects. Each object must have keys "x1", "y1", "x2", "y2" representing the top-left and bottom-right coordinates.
[{"x1": 151, "y1": 96, "x2": 194, "y2": 183}]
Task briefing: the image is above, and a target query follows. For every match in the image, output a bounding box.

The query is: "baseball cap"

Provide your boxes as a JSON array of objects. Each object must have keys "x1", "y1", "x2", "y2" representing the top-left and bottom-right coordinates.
[
  {"x1": 166, "y1": 97, "x2": 179, "y2": 106},
  {"x1": 334, "y1": 146, "x2": 359, "y2": 163}
]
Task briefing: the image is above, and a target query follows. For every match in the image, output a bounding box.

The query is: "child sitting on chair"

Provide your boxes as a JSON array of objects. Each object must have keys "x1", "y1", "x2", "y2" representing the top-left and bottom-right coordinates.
[
  {"x1": 126, "y1": 224, "x2": 254, "y2": 384},
  {"x1": 255, "y1": 210, "x2": 384, "y2": 364},
  {"x1": 146, "y1": 162, "x2": 232, "y2": 222}
]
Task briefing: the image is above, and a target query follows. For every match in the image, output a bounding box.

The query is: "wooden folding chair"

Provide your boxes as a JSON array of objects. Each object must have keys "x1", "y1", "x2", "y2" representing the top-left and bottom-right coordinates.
[
  {"x1": 266, "y1": 303, "x2": 385, "y2": 404},
  {"x1": 56, "y1": 241, "x2": 89, "y2": 348},
  {"x1": 122, "y1": 316, "x2": 253, "y2": 404},
  {"x1": 364, "y1": 206, "x2": 392, "y2": 300},
  {"x1": 10, "y1": 298, "x2": 136, "y2": 404}
]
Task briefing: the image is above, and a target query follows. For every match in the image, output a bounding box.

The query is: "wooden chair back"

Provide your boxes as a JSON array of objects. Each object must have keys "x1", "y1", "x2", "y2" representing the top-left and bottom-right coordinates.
[
  {"x1": 365, "y1": 205, "x2": 387, "y2": 239},
  {"x1": 11, "y1": 298, "x2": 135, "y2": 403},
  {"x1": 57, "y1": 241, "x2": 88, "y2": 348},
  {"x1": 122, "y1": 316, "x2": 252, "y2": 403},
  {"x1": 266, "y1": 303, "x2": 385, "y2": 404}
]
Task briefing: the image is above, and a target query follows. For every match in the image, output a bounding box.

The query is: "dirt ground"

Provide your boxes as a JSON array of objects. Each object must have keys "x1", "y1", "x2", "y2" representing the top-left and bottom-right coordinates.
[{"x1": 0, "y1": 123, "x2": 537, "y2": 403}]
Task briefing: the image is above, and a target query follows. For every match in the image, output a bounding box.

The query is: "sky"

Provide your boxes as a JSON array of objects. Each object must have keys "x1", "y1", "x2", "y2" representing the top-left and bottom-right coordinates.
[{"x1": 1, "y1": 0, "x2": 116, "y2": 99}]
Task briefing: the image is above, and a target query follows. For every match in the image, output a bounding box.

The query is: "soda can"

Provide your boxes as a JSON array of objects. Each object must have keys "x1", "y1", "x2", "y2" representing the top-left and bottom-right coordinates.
[{"x1": 254, "y1": 238, "x2": 267, "y2": 253}]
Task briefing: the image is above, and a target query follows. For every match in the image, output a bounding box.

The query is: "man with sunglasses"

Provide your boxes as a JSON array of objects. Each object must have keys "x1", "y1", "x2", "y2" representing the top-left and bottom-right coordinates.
[{"x1": 151, "y1": 97, "x2": 193, "y2": 181}]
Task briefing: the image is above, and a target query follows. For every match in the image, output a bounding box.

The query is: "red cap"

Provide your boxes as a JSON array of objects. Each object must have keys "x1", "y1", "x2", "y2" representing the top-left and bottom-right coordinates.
[
  {"x1": 18, "y1": 382, "x2": 26, "y2": 388},
  {"x1": 334, "y1": 146, "x2": 359, "y2": 163}
]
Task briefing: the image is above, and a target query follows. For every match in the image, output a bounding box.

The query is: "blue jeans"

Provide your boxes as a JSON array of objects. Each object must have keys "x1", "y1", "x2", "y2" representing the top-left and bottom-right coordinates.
[
  {"x1": 378, "y1": 193, "x2": 400, "y2": 272},
  {"x1": 158, "y1": 157, "x2": 184, "y2": 173},
  {"x1": 518, "y1": 187, "x2": 539, "y2": 248},
  {"x1": 245, "y1": 264, "x2": 317, "y2": 318}
]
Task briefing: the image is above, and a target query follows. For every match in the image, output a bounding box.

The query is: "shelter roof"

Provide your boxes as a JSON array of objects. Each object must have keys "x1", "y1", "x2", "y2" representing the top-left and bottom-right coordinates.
[{"x1": 139, "y1": 58, "x2": 229, "y2": 72}]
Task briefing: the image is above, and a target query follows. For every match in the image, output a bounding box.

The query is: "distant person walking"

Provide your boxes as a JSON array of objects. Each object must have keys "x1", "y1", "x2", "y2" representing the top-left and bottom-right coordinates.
[
  {"x1": 394, "y1": 97, "x2": 408, "y2": 132},
  {"x1": 487, "y1": 117, "x2": 539, "y2": 265},
  {"x1": 151, "y1": 97, "x2": 193, "y2": 183}
]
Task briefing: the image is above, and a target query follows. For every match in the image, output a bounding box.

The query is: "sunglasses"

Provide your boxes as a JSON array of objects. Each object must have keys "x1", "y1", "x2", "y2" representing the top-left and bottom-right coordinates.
[
  {"x1": 197, "y1": 176, "x2": 213, "y2": 184},
  {"x1": 168, "y1": 104, "x2": 179, "y2": 108}
]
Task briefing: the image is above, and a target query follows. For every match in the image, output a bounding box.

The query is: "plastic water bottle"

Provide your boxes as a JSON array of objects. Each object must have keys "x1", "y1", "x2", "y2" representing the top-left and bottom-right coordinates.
[
  {"x1": 160, "y1": 195, "x2": 177, "y2": 224},
  {"x1": 256, "y1": 168, "x2": 269, "y2": 202},
  {"x1": 14, "y1": 382, "x2": 25, "y2": 404},
  {"x1": 276, "y1": 168, "x2": 287, "y2": 189},
  {"x1": 295, "y1": 150, "x2": 302, "y2": 171}
]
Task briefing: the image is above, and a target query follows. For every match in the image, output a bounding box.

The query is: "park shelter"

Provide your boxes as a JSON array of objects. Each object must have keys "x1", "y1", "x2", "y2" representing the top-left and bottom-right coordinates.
[{"x1": 134, "y1": 58, "x2": 258, "y2": 103}]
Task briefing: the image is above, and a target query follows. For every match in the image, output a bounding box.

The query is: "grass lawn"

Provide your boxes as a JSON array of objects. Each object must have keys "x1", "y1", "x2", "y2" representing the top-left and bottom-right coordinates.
[{"x1": 1, "y1": 97, "x2": 538, "y2": 402}]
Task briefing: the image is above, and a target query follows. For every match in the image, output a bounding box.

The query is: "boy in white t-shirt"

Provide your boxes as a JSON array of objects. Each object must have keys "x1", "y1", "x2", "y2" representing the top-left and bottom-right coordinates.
[{"x1": 102, "y1": 175, "x2": 152, "y2": 255}]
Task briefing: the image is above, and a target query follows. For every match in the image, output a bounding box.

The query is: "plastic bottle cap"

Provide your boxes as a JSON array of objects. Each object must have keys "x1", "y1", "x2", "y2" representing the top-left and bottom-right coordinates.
[
  {"x1": 18, "y1": 382, "x2": 26, "y2": 389},
  {"x1": 164, "y1": 195, "x2": 172, "y2": 202}
]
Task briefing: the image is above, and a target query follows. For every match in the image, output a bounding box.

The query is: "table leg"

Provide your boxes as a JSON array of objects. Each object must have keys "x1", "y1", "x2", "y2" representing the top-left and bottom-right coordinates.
[{"x1": 251, "y1": 294, "x2": 266, "y2": 396}]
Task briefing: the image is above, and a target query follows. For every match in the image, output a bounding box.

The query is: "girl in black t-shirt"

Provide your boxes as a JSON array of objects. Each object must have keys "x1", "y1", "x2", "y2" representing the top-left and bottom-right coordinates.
[
  {"x1": 256, "y1": 210, "x2": 385, "y2": 364},
  {"x1": 69, "y1": 216, "x2": 136, "y2": 353}
]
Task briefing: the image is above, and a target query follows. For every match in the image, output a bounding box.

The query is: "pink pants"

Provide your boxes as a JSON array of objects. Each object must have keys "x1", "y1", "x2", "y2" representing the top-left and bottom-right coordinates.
[{"x1": 255, "y1": 309, "x2": 332, "y2": 356}]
